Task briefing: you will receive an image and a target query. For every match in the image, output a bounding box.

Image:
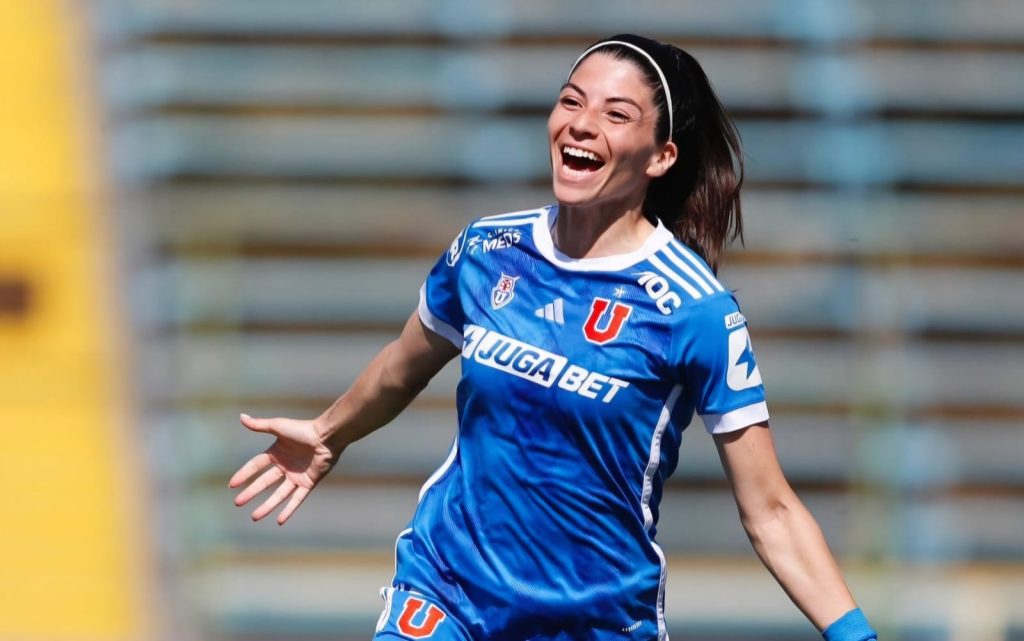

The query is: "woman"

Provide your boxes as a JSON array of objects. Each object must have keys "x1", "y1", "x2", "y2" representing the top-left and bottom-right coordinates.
[{"x1": 230, "y1": 34, "x2": 877, "y2": 641}]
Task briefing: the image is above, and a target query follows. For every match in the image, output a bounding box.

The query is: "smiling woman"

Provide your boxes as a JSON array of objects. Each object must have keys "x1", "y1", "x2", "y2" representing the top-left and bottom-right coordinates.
[
  {"x1": 547, "y1": 37, "x2": 744, "y2": 273},
  {"x1": 230, "y1": 34, "x2": 876, "y2": 641},
  {"x1": 550, "y1": 53, "x2": 675, "y2": 209}
]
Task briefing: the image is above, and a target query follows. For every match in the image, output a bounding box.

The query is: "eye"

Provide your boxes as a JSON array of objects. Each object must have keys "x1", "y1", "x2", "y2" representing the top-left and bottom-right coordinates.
[
  {"x1": 559, "y1": 95, "x2": 582, "y2": 108},
  {"x1": 607, "y1": 110, "x2": 631, "y2": 123}
]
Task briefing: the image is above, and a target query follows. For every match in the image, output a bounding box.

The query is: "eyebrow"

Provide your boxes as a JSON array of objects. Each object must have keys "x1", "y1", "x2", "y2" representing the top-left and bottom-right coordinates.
[{"x1": 562, "y1": 82, "x2": 644, "y2": 111}]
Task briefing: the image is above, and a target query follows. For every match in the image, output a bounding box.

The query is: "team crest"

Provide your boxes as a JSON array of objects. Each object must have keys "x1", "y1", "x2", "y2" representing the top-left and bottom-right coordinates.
[
  {"x1": 583, "y1": 298, "x2": 633, "y2": 344},
  {"x1": 491, "y1": 273, "x2": 520, "y2": 310}
]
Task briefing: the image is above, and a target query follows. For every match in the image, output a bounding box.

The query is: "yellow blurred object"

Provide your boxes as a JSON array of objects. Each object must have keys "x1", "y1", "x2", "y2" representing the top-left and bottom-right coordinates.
[{"x1": 0, "y1": 0, "x2": 149, "y2": 639}]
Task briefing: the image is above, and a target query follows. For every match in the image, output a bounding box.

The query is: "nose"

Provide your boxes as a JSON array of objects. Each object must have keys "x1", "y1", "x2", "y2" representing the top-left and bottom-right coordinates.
[{"x1": 568, "y1": 107, "x2": 599, "y2": 139}]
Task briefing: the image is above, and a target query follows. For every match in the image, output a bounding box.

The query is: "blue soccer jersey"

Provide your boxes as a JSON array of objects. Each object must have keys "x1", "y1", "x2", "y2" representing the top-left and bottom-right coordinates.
[{"x1": 385, "y1": 205, "x2": 768, "y2": 641}]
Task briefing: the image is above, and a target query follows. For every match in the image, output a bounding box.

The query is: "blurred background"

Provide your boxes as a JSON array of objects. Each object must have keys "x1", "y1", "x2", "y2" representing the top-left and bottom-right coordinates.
[{"x1": 2, "y1": 0, "x2": 1022, "y2": 640}]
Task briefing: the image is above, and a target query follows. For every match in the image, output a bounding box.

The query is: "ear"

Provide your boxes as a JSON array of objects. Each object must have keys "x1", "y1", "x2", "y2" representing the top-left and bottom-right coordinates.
[{"x1": 646, "y1": 141, "x2": 678, "y2": 179}]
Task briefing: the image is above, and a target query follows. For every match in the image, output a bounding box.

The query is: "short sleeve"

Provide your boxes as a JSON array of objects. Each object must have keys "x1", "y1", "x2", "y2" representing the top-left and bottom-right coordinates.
[
  {"x1": 676, "y1": 292, "x2": 769, "y2": 434},
  {"x1": 417, "y1": 226, "x2": 469, "y2": 348}
]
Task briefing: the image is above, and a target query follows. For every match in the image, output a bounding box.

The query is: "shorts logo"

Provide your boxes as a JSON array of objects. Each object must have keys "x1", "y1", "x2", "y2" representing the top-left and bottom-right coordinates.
[
  {"x1": 397, "y1": 596, "x2": 447, "y2": 639},
  {"x1": 583, "y1": 298, "x2": 632, "y2": 344},
  {"x1": 491, "y1": 273, "x2": 519, "y2": 310}
]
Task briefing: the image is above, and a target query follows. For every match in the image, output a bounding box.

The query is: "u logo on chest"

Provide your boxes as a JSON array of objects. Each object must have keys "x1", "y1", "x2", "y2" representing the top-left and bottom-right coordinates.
[{"x1": 583, "y1": 298, "x2": 633, "y2": 345}]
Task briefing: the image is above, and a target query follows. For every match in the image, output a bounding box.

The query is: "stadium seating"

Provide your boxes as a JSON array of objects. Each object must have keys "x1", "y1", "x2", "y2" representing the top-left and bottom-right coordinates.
[{"x1": 94, "y1": 1, "x2": 1024, "y2": 639}]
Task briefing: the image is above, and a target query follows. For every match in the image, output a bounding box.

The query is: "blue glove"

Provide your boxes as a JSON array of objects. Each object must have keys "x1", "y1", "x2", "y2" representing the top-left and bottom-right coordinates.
[{"x1": 822, "y1": 608, "x2": 877, "y2": 641}]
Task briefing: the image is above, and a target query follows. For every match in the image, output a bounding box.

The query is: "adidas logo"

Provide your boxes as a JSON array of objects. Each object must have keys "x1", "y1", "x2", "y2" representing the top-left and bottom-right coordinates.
[{"x1": 534, "y1": 298, "x2": 565, "y2": 325}]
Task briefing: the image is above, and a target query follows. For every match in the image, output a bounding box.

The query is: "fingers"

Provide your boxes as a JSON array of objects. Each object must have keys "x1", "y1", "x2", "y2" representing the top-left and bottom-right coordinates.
[
  {"x1": 240, "y1": 413, "x2": 276, "y2": 434},
  {"x1": 233, "y1": 466, "x2": 284, "y2": 507},
  {"x1": 251, "y1": 476, "x2": 296, "y2": 522},
  {"x1": 235, "y1": 469, "x2": 311, "y2": 525},
  {"x1": 228, "y1": 452, "x2": 272, "y2": 488},
  {"x1": 233, "y1": 412, "x2": 316, "y2": 525},
  {"x1": 276, "y1": 486, "x2": 311, "y2": 525}
]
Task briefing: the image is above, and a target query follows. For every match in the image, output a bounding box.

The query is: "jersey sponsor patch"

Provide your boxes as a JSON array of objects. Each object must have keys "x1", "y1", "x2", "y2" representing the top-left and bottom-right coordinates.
[
  {"x1": 727, "y1": 327, "x2": 762, "y2": 391},
  {"x1": 468, "y1": 227, "x2": 523, "y2": 255},
  {"x1": 463, "y1": 324, "x2": 629, "y2": 403},
  {"x1": 724, "y1": 312, "x2": 746, "y2": 329},
  {"x1": 491, "y1": 273, "x2": 519, "y2": 310},
  {"x1": 445, "y1": 228, "x2": 468, "y2": 267},
  {"x1": 635, "y1": 271, "x2": 682, "y2": 315}
]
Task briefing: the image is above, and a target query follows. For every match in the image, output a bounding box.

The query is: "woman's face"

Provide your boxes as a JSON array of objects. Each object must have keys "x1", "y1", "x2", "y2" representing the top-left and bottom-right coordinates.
[{"x1": 547, "y1": 52, "x2": 677, "y2": 209}]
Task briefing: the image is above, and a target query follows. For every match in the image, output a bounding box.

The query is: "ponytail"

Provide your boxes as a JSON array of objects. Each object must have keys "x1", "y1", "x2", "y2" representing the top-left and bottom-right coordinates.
[{"x1": 645, "y1": 50, "x2": 744, "y2": 274}]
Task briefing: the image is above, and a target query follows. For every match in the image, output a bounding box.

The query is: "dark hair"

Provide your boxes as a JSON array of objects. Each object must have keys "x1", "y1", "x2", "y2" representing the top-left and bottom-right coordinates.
[{"x1": 577, "y1": 40, "x2": 745, "y2": 273}]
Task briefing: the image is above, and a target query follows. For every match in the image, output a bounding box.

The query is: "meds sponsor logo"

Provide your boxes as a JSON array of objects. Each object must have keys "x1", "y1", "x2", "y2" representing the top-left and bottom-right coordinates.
[
  {"x1": 463, "y1": 324, "x2": 629, "y2": 403},
  {"x1": 468, "y1": 228, "x2": 522, "y2": 255}
]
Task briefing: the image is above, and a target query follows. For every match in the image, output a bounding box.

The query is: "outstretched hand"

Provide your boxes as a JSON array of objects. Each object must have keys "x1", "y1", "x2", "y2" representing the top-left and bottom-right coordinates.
[{"x1": 229, "y1": 413, "x2": 339, "y2": 525}]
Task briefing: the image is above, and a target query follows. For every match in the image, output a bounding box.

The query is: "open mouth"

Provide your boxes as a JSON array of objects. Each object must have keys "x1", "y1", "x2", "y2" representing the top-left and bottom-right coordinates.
[{"x1": 560, "y1": 145, "x2": 606, "y2": 174}]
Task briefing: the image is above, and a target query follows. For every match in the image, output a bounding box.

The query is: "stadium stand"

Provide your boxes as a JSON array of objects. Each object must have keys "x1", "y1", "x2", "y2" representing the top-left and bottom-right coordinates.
[
  {"x1": 0, "y1": 2, "x2": 150, "y2": 640},
  {"x1": 92, "y1": 1, "x2": 1024, "y2": 639}
]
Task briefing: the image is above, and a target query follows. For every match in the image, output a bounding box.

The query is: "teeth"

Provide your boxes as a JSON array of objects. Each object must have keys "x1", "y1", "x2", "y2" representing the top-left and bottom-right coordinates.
[
  {"x1": 562, "y1": 145, "x2": 601, "y2": 162},
  {"x1": 562, "y1": 165, "x2": 595, "y2": 178}
]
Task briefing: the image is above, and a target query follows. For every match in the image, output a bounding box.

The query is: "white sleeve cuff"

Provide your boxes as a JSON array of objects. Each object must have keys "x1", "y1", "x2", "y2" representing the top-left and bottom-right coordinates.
[
  {"x1": 418, "y1": 283, "x2": 463, "y2": 348},
  {"x1": 701, "y1": 401, "x2": 770, "y2": 435}
]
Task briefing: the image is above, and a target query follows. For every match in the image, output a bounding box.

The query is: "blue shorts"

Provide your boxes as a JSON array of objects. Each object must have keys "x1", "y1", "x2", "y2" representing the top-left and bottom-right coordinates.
[
  {"x1": 372, "y1": 585, "x2": 658, "y2": 641},
  {"x1": 378, "y1": 530, "x2": 662, "y2": 640}
]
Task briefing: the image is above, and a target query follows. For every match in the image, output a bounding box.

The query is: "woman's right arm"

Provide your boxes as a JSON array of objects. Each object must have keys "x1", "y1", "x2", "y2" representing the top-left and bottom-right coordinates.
[
  {"x1": 316, "y1": 308, "x2": 460, "y2": 450},
  {"x1": 229, "y1": 309, "x2": 460, "y2": 524}
]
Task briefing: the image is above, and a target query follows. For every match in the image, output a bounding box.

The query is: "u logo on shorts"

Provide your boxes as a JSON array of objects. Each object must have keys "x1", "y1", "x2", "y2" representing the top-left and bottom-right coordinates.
[{"x1": 397, "y1": 596, "x2": 447, "y2": 639}]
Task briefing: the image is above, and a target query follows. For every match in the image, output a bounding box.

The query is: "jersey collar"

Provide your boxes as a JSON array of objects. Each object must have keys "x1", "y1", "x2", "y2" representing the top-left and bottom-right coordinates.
[{"x1": 533, "y1": 204, "x2": 675, "y2": 272}]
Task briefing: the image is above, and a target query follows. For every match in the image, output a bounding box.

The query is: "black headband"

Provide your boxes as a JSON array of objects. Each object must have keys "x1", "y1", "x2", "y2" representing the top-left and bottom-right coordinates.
[{"x1": 567, "y1": 34, "x2": 692, "y2": 139}]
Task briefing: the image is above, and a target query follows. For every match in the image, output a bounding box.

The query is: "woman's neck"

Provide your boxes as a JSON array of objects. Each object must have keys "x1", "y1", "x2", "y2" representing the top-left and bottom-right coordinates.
[{"x1": 553, "y1": 200, "x2": 656, "y2": 259}]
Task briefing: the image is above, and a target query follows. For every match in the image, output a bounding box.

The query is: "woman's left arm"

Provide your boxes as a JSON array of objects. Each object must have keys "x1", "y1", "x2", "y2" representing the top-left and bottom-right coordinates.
[{"x1": 714, "y1": 422, "x2": 868, "y2": 635}]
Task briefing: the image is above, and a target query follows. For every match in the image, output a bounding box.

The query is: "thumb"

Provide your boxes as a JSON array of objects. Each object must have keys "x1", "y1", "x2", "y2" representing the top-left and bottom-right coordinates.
[{"x1": 240, "y1": 413, "x2": 277, "y2": 434}]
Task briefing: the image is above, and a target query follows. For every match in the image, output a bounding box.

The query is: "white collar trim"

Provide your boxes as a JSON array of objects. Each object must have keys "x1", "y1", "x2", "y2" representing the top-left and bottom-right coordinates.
[{"x1": 532, "y1": 205, "x2": 674, "y2": 272}]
